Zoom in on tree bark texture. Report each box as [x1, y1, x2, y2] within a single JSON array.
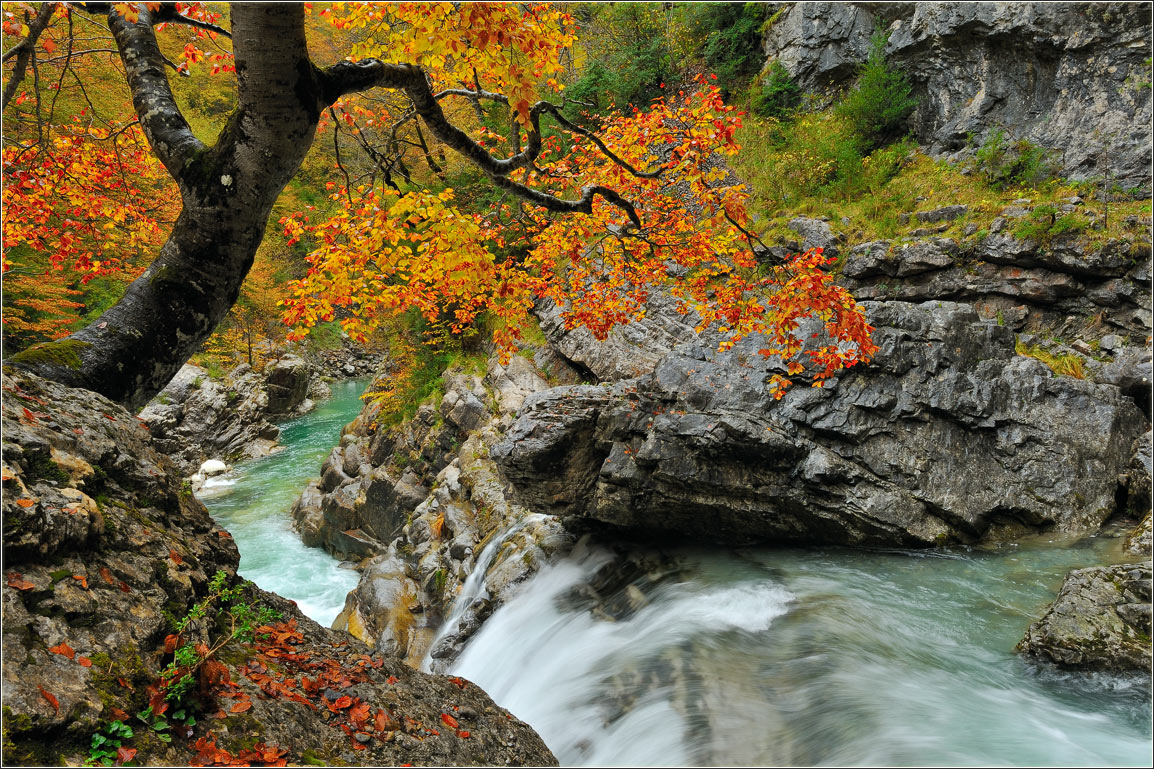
[[10, 4, 323, 411], [8, 3, 648, 410]]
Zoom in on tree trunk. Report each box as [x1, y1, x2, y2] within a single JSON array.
[[8, 4, 322, 411]]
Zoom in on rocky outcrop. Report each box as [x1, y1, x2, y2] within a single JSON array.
[[140, 364, 281, 476], [139, 355, 338, 476], [763, 2, 1153, 189], [496, 301, 1147, 547], [263, 354, 312, 414], [1017, 563, 1151, 672], [291, 352, 577, 666], [535, 292, 701, 382], [1, 367, 555, 766], [837, 227, 1153, 346]]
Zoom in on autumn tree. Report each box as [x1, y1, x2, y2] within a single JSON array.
[[4, 2, 876, 411]]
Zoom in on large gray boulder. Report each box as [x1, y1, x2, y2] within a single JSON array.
[[495, 301, 1147, 546], [1017, 563, 1151, 672], [763, 2, 1152, 189], [139, 363, 281, 475], [263, 354, 312, 414]]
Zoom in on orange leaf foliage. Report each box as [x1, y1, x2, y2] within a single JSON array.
[[282, 75, 876, 393]]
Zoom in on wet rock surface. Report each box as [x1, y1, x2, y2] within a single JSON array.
[[763, 2, 1153, 189], [294, 353, 576, 666], [139, 363, 288, 476], [497, 301, 1147, 547], [0, 368, 555, 766], [1017, 563, 1152, 672]]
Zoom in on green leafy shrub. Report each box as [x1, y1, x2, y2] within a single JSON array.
[[835, 28, 917, 151], [1012, 204, 1087, 244], [752, 61, 802, 118], [86, 721, 134, 767], [565, 4, 672, 118], [974, 128, 1056, 189], [697, 3, 772, 95], [161, 571, 279, 705]]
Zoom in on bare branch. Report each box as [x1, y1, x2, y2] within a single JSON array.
[[319, 60, 644, 228], [3, 3, 57, 109], [151, 3, 232, 38]]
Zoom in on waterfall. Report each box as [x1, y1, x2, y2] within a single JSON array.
[[444, 540, 1152, 766], [422, 513, 551, 672]]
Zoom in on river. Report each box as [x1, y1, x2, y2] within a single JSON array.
[[196, 378, 366, 626], [198, 380, 1152, 766]]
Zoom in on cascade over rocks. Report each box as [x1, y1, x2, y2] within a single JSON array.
[[0, 367, 555, 766], [763, 2, 1153, 189], [291, 351, 578, 666], [496, 300, 1147, 547]]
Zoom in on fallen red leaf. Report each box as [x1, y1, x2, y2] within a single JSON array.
[[169, 549, 183, 565], [230, 700, 252, 713], [49, 642, 75, 659], [72, 574, 88, 589], [164, 634, 179, 654], [38, 686, 59, 712], [78, 656, 92, 668], [110, 707, 130, 720], [99, 567, 115, 585], [21, 407, 38, 423], [116, 677, 133, 690], [103, 413, 117, 421], [15, 498, 34, 508], [333, 695, 353, 709], [116, 746, 137, 764], [441, 712, 459, 729], [118, 581, 130, 593], [6, 572, 36, 590], [456, 730, 471, 739], [386, 675, 398, 685]]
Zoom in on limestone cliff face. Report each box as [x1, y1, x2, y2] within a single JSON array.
[[495, 301, 1147, 547], [763, 2, 1153, 189]]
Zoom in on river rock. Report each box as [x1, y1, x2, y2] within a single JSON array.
[[199, 458, 228, 477], [0, 368, 556, 766], [496, 301, 1147, 546], [1125, 513, 1152, 556], [140, 363, 281, 475], [764, 2, 1153, 189], [304, 354, 574, 667], [1017, 563, 1152, 672], [264, 354, 312, 414]]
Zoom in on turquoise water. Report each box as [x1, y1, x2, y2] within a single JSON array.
[[196, 379, 367, 626], [451, 534, 1153, 766], [196, 377, 1151, 765]]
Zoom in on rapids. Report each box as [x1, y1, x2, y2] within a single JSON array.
[[195, 376, 1151, 766]]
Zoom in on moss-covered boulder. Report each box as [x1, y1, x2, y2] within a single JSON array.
[[1017, 563, 1151, 673]]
